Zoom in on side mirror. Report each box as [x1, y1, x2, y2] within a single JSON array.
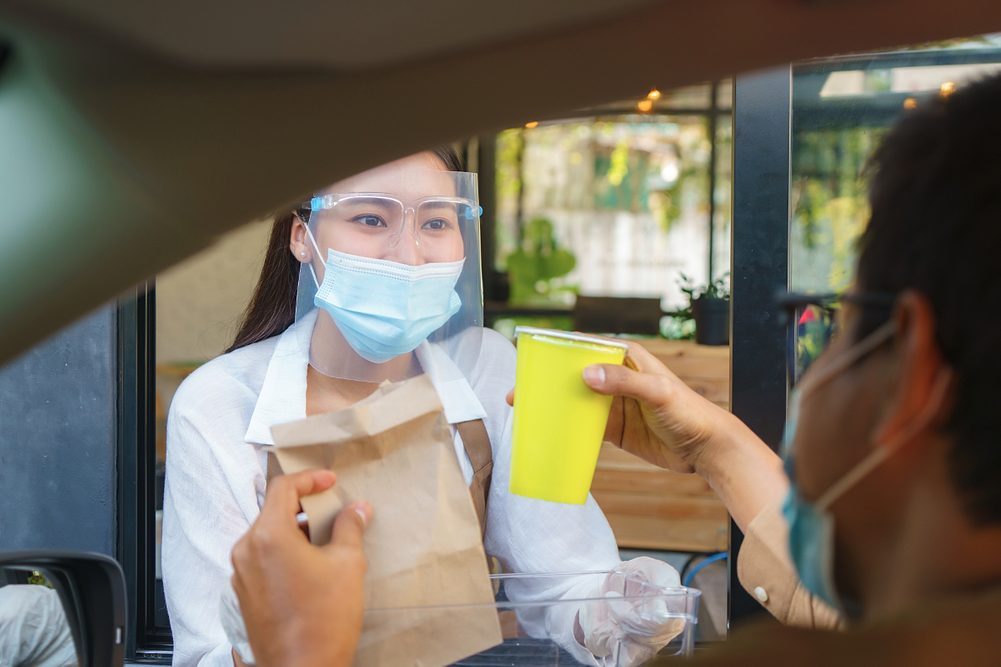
[[0, 551, 126, 667]]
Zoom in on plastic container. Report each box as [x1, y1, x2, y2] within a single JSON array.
[[510, 327, 628, 504], [365, 571, 701, 666]]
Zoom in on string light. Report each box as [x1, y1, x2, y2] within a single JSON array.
[[646, 88, 662, 101], [939, 81, 956, 98], [637, 99, 654, 113], [903, 97, 918, 110], [524, 121, 539, 129]]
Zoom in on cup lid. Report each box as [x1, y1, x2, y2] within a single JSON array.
[[514, 326, 630, 351]]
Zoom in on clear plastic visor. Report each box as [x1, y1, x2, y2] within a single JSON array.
[[290, 164, 484, 385]]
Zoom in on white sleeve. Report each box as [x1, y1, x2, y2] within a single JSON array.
[[483, 410, 621, 664], [162, 382, 264, 667], [475, 330, 621, 582], [484, 412, 621, 575]]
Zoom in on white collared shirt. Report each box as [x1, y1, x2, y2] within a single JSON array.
[[162, 315, 622, 666]]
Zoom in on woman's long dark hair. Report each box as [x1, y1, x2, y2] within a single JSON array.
[[227, 146, 465, 353]]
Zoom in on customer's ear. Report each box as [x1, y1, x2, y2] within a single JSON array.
[[872, 290, 954, 450]]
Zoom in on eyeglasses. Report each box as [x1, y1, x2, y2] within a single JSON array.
[[299, 193, 481, 262], [777, 291, 896, 387]]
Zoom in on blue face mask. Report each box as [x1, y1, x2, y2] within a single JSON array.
[[780, 388, 842, 610], [779, 322, 900, 613], [312, 248, 464, 364]]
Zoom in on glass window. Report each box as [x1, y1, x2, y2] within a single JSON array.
[[790, 38, 1001, 295], [490, 81, 732, 339], [138, 82, 735, 653], [146, 220, 273, 647], [786, 37, 1001, 408]]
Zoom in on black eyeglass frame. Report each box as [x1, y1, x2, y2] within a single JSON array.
[[777, 290, 897, 387]]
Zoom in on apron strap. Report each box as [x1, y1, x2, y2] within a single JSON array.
[[455, 419, 494, 539]]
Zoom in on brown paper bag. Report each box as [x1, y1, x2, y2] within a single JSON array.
[[269, 374, 502, 666]]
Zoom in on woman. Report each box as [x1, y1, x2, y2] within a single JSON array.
[[162, 148, 680, 666]]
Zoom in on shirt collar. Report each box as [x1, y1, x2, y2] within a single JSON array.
[[414, 342, 488, 425], [243, 311, 486, 446]]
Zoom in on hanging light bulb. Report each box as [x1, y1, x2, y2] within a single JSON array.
[[903, 97, 918, 110], [524, 121, 539, 129], [647, 88, 662, 101], [939, 81, 956, 98], [637, 99, 654, 113]]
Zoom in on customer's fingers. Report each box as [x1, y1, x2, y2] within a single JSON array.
[[584, 363, 673, 408], [622, 340, 675, 375], [327, 501, 372, 552], [261, 470, 337, 525]]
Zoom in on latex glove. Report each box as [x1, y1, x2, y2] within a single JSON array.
[[577, 557, 687, 666], [220, 580, 256, 665]]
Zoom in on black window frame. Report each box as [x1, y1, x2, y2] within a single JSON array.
[[729, 67, 792, 626], [118, 281, 173, 662]]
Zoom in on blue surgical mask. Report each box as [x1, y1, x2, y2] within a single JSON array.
[[779, 322, 899, 612], [311, 248, 464, 364], [781, 388, 842, 610]]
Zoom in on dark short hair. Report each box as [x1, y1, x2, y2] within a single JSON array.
[[857, 73, 1001, 525]]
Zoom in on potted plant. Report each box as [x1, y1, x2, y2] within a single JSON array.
[[505, 217, 578, 305], [679, 273, 730, 346]]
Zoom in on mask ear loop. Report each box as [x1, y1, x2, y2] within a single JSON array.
[[815, 368, 952, 512]]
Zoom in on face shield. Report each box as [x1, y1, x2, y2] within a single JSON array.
[[291, 162, 483, 384]]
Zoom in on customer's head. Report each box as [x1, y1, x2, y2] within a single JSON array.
[[790, 72, 1001, 616]]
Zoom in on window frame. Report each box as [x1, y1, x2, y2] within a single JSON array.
[[118, 281, 173, 662], [729, 67, 793, 625]]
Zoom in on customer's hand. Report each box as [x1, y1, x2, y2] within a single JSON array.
[[582, 340, 786, 532], [506, 338, 784, 531], [228, 470, 372, 667], [584, 342, 730, 473], [507, 341, 726, 473]]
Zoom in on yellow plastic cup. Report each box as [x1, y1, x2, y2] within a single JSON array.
[[510, 326, 628, 504]]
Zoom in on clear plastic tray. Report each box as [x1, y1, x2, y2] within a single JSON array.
[[365, 570, 701, 666]]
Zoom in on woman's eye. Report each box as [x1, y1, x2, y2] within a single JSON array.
[[352, 214, 387, 228], [422, 218, 451, 231]]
